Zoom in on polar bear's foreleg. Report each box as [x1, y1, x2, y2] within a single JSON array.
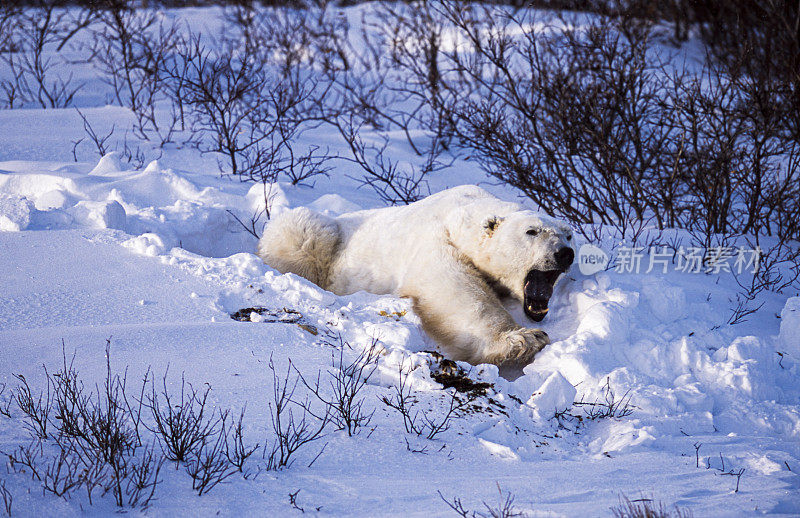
[[403, 249, 549, 366]]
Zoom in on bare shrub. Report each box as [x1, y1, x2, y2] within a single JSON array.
[[6, 341, 164, 509], [296, 337, 380, 436], [332, 113, 445, 205], [5, 438, 109, 503], [611, 495, 692, 518], [0, 5, 20, 51], [439, 485, 527, 518], [688, 1, 799, 104], [221, 0, 453, 204], [50, 341, 161, 508], [574, 378, 634, 420], [167, 35, 261, 177], [264, 357, 329, 471], [71, 109, 156, 168], [40, 442, 86, 498], [48, 350, 93, 439], [381, 362, 471, 440], [171, 12, 334, 186], [226, 0, 448, 204], [122, 442, 164, 508], [0, 383, 12, 418], [313, 1, 455, 204], [688, 237, 800, 326], [65, 346, 140, 465], [13, 373, 51, 439], [438, 5, 676, 232], [0, 2, 86, 109], [670, 63, 800, 247], [72, 108, 114, 158], [30, 434, 162, 508], [355, 1, 453, 152], [144, 370, 219, 463], [0, 5, 22, 107], [701, 452, 746, 493], [0, 479, 11, 516], [223, 408, 259, 472], [5, 440, 43, 481], [185, 416, 237, 496], [86, 0, 182, 144], [667, 68, 750, 246], [226, 0, 350, 75], [426, 0, 800, 256]]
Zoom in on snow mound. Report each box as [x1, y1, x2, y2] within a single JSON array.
[[308, 193, 362, 215], [68, 200, 127, 230], [575, 300, 631, 344], [122, 232, 166, 257], [0, 194, 33, 231], [142, 159, 161, 174], [246, 181, 290, 216], [0, 159, 259, 256], [525, 371, 576, 419], [35, 189, 70, 210], [89, 152, 124, 175]]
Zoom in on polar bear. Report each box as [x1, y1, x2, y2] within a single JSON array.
[[257, 185, 574, 366]]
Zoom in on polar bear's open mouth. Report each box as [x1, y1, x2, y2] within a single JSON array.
[[523, 269, 563, 322]]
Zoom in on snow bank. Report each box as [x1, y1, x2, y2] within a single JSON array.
[[0, 155, 257, 256]]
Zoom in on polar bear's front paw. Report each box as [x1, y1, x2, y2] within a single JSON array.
[[489, 328, 550, 366]]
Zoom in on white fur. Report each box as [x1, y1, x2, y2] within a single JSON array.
[[257, 207, 341, 288], [257, 186, 573, 365]]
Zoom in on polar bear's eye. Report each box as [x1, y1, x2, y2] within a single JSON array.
[[526, 228, 539, 236], [566, 234, 572, 241]]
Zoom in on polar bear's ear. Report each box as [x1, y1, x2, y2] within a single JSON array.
[[483, 216, 503, 236]]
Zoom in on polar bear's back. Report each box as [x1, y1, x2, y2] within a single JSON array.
[[325, 186, 520, 295], [257, 186, 522, 296]]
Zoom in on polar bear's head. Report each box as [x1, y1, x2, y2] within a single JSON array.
[[477, 210, 574, 322]]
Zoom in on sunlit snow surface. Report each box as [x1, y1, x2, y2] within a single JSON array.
[[1, 6, 799, 517]]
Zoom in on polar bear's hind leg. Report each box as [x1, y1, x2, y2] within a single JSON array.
[[257, 208, 341, 289]]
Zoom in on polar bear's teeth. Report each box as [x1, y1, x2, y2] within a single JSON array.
[[526, 304, 548, 314]]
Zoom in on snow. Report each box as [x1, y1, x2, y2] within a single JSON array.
[[0, 194, 33, 232], [68, 199, 127, 230], [640, 278, 688, 323], [0, 5, 799, 518], [524, 372, 576, 419], [3, 162, 798, 518]]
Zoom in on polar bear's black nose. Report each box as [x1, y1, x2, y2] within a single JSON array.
[[555, 247, 574, 270]]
